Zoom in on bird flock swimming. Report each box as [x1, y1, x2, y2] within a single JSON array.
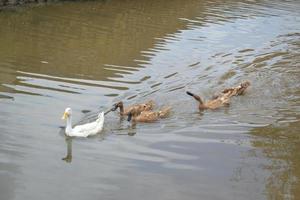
[[61, 81, 250, 137]]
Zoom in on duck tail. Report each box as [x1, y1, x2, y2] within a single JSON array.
[[97, 112, 104, 121], [158, 106, 171, 118], [186, 91, 204, 104], [95, 112, 105, 133]]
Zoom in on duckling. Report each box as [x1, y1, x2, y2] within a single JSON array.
[[212, 81, 250, 99], [186, 91, 230, 110], [111, 100, 155, 116], [127, 106, 171, 123]]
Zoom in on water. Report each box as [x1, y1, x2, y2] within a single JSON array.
[[0, 0, 299, 199]]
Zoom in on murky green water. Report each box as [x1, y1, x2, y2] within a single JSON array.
[[0, 0, 300, 199]]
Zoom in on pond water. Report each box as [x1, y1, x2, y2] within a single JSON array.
[[0, 0, 299, 199]]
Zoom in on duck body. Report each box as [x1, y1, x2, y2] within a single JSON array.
[[187, 81, 250, 111], [111, 100, 155, 116], [202, 96, 230, 110], [186, 91, 230, 110], [62, 108, 104, 137], [212, 81, 250, 99], [127, 107, 171, 122]]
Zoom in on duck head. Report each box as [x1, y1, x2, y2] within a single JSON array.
[[237, 81, 251, 95], [241, 81, 250, 88], [138, 103, 151, 112], [144, 100, 155, 111], [62, 107, 72, 120], [111, 102, 123, 111]]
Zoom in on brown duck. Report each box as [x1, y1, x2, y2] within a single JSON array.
[[186, 91, 230, 110], [212, 81, 250, 99], [187, 81, 250, 110], [127, 107, 171, 123], [111, 100, 155, 116]]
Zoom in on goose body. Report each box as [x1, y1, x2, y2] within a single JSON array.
[[62, 108, 104, 137]]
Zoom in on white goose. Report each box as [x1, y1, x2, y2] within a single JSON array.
[[61, 108, 104, 137]]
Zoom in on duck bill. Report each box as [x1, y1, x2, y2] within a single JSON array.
[[127, 113, 132, 122], [110, 103, 118, 111], [62, 112, 68, 120]]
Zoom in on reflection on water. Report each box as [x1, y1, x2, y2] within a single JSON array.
[[0, 0, 300, 199], [61, 119, 136, 164], [251, 121, 300, 199], [62, 137, 72, 163]]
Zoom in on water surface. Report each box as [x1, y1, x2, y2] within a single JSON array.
[[0, 0, 300, 199]]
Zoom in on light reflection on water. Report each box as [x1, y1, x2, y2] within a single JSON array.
[[0, 0, 299, 199]]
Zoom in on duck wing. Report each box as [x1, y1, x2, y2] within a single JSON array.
[[72, 112, 104, 137]]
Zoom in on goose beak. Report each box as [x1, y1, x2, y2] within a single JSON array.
[[62, 112, 68, 120]]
